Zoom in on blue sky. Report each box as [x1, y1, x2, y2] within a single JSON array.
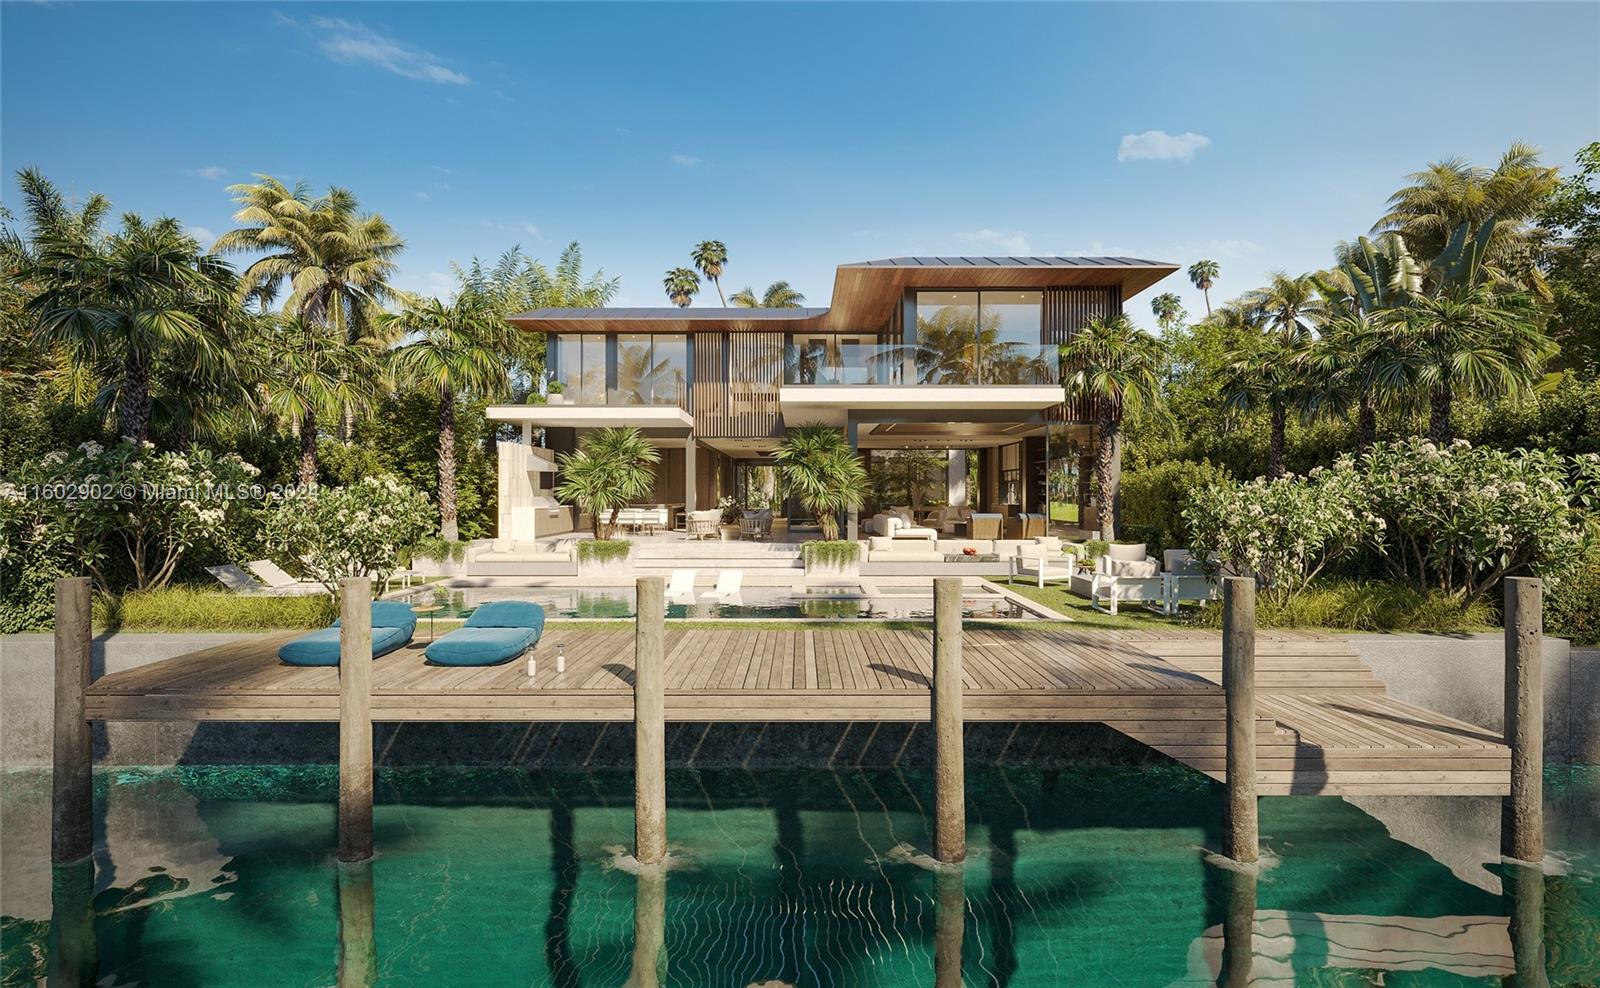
[[4, 1, 1597, 325]]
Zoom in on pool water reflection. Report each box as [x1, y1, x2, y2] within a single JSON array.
[[2, 766, 1596, 985]]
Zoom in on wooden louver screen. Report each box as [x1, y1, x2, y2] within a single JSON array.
[[1046, 286, 1122, 423], [691, 332, 784, 438]]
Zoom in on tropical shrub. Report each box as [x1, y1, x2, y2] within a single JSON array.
[[0, 440, 259, 594], [554, 427, 660, 538], [774, 424, 868, 540], [1190, 579, 1494, 633], [1546, 540, 1600, 645], [1119, 460, 1230, 551], [1185, 461, 1380, 605], [1360, 439, 1600, 601], [260, 475, 435, 595]]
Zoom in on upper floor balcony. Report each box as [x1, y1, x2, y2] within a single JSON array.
[[783, 342, 1061, 387]]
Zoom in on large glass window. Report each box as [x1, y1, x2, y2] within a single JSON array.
[[612, 335, 653, 404], [915, 291, 980, 384], [913, 290, 1045, 384], [652, 334, 688, 405], [553, 332, 687, 404]]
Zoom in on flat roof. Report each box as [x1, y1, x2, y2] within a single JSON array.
[[508, 255, 1177, 334]]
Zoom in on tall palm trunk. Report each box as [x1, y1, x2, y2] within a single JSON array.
[[1268, 404, 1287, 479], [1428, 377, 1453, 445], [298, 408, 318, 487], [1094, 413, 1121, 540], [438, 389, 459, 541], [1356, 395, 1377, 454], [712, 277, 725, 307], [122, 345, 152, 442], [1202, 287, 1212, 317]]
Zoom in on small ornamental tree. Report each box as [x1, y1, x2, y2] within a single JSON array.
[[261, 475, 435, 595], [1184, 461, 1380, 605], [1359, 439, 1600, 601], [0, 440, 259, 594]]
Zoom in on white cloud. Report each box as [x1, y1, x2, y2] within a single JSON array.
[[184, 165, 228, 181], [301, 16, 470, 85], [1061, 241, 1139, 257], [415, 191, 432, 202], [669, 153, 701, 168], [523, 224, 543, 239], [185, 225, 216, 245], [954, 228, 1032, 255], [1117, 130, 1212, 163]]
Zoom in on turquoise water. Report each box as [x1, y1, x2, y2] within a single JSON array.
[[3, 766, 1597, 986]]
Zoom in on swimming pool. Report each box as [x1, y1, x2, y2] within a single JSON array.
[[399, 582, 1046, 621], [3, 764, 1595, 985]]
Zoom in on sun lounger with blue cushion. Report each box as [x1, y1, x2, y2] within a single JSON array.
[[424, 600, 545, 666], [278, 600, 418, 666]]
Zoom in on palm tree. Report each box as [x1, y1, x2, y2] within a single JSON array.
[[1059, 315, 1167, 538], [1244, 271, 1324, 341], [25, 210, 239, 443], [663, 267, 700, 307], [730, 281, 806, 308], [259, 316, 379, 486], [1373, 283, 1553, 444], [773, 424, 869, 540], [216, 176, 406, 438], [1373, 143, 1558, 296], [691, 241, 728, 306], [1188, 259, 1219, 316], [554, 427, 661, 538], [1150, 292, 1186, 334], [386, 296, 512, 540], [1216, 319, 1311, 479], [1302, 311, 1386, 453]]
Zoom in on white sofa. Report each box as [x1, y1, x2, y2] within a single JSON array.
[[865, 535, 944, 563]]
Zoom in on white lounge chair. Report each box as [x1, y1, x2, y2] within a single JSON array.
[[700, 569, 743, 600], [666, 568, 698, 603], [206, 563, 269, 594], [247, 559, 320, 591]]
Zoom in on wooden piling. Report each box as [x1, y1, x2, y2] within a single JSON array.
[[1502, 576, 1544, 863], [52, 577, 93, 865], [932, 576, 966, 864], [1503, 859, 1547, 986], [1219, 864, 1257, 987], [48, 858, 98, 985], [933, 868, 965, 988], [1222, 576, 1258, 865], [338, 578, 373, 863], [626, 870, 667, 988], [634, 576, 667, 866], [336, 861, 377, 987]]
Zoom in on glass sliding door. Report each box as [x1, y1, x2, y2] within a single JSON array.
[[612, 334, 653, 404], [915, 291, 980, 384], [651, 334, 688, 405]]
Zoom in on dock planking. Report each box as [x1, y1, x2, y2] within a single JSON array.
[[84, 626, 1509, 796]]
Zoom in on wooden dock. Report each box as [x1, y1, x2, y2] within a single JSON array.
[[83, 626, 1509, 797]]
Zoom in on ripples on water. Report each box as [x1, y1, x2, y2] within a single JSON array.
[[1, 765, 1596, 985]]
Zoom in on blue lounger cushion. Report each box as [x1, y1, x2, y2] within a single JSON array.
[[278, 600, 418, 666], [424, 600, 545, 666]]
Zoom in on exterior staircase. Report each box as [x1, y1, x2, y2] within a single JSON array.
[[630, 540, 804, 577]]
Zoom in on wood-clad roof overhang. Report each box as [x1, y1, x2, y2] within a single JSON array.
[[506, 256, 1178, 335]]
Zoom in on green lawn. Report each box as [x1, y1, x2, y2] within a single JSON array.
[[991, 578, 1189, 630]]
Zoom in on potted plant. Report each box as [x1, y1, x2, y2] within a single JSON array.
[[546, 380, 565, 405]]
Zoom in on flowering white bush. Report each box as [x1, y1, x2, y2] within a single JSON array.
[[261, 475, 435, 595], [1360, 439, 1600, 601], [1184, 461, 1381, 605], [0, 440, 259, 596], [1185, 439, 1600, 606]]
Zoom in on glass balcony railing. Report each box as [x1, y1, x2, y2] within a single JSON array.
[[783, 342, 1061, 387]]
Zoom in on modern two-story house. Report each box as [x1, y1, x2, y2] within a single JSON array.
[[486, 256, 1177, 541]]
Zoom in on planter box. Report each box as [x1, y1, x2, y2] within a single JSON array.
[[576, 544, 634, 578]]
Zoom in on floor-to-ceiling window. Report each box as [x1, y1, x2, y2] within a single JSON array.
[[913, 290, 1045, 384], [553, 333, 689, 405]]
